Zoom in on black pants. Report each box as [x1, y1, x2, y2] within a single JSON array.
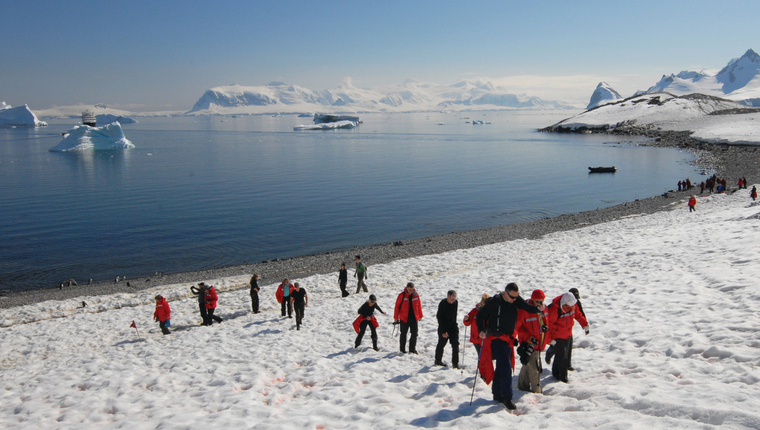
[[552, 337, 571, 382], [491, 339, 514, 400], [567, 334, 573, 367], [399, 319, 418, 353], [356, 319, 378, 349], [355, 273, 368, 293], [294, 302, 305, 328], [204, 307, 223, 325], [198, 302, 207, 324], [251, 291, 259, 313], [340, 281, 349, 297], [435, 327, 460, 366], [281, 297, 292, 317], [159, 320, 170, 335]]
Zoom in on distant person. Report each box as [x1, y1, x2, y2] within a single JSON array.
[[678, 180, 683, 192], [688, 195, 697, 212], [338, 263, 349, 297], [686, 178, 692, 190], [250, 274, 260, 313], [751, 185, 757, 201], [354, 294, 387, 350], [545, 292, 589, 383], [738, 178, 744, 189], [463, 294, 489, 356], [394, 282, 423, 354], [190, 283, 208, 325], [742, 177, 748, 189], [153, 295, 171, 335], [434, 290, 460, 368], [476, 283, 545, 410], [203, 284, 223, 325], [290, 282, 308, 330], [700, 181, 705, 194], [355, 255, 368, 293], [515, 289, 549, 393], [276, 278, 294, 318]]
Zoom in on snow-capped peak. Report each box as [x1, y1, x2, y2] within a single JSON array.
[[587, 82, 623, 109], [716, 49, 760, 93]]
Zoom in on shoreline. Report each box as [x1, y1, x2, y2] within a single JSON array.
[[3, 131, 758, 309]]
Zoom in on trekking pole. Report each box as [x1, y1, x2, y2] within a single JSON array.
[[461, 325, 467, 375], [469, 364, 480, 406]]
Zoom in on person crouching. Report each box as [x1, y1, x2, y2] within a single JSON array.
[[154, 295, 171, 335], [354, 294, 386, 350]]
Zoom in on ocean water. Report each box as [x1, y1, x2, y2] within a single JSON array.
[[0, 111, 703, 292]]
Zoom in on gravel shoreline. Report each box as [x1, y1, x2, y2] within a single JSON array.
[[3, 129, 758, 309]]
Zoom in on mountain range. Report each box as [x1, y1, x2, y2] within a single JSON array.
[[590, 49, 760, 109]]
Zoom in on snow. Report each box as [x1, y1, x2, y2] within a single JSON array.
[[49, 122, 134, 151], [587, 82, 623, 109], [0, 104, 48, 127], [2, 189, 760, 428]]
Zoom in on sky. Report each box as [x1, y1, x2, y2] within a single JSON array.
[[1, 0, 759, 112]]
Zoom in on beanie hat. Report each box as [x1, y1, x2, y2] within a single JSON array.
[[569, 288, 581, 300], [369, 294, 377, 302], [560, 292, 577, 307], [531, 290, 545, 301]]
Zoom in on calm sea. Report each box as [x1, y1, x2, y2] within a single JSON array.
[[0, 111, 702, 292]]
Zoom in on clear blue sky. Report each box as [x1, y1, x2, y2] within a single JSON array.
[[1, 0, 758, 111]]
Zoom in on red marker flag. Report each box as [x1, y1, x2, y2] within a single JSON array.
[[130, 320, 141, 340], [130, 320, 137, 328]]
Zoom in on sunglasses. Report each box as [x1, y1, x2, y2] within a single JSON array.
[[507, 293, 519, 300]]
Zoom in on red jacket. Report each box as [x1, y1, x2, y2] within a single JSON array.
[[394, 290, 423, 322], [546, 295, 589, 342], [688, 196, 696, 207], [463, 305, 483, 345], [204, 287, 218, 309], [275, 283, 294, 304], [154, 298, 171, 321], [515, 304, 550, 351]]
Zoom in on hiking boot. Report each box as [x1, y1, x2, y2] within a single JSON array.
[[568, 365, 575, 371], [503, 399, 516, 410], [493, 393, 504, 403], [434, 361, 447, 367]]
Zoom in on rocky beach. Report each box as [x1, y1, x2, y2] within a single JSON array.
[[3, 125, 758, 309]]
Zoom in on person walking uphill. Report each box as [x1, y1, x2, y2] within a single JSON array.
[[515, 289, 549, 393], [276, 278, 294, 318], [566, 287, 587, 371], [250, 274, 260, 313], [751, 185, 758, 201], [290, 283, 308, 330], [154, 295, 171, 335], [339, 263, 349, 297], [435, 290, 460, 368], [394, 282, 423, 354], [463, 294, 489, 356], [545, 292, 589, 383], [354, 294, 387, 350], [476, 282, 545, 410], [203, 284, 223, 325], [688, 195, 697, 212], [354, 255, 368, 294], [190, 284, 207, 325]]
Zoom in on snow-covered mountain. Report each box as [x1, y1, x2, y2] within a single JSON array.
[[644, 49, 760, 106], [186, 79, 573, 115], [587, 82, 623, 109]]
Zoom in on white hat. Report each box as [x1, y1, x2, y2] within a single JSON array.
[[560, 292, 577, 307]]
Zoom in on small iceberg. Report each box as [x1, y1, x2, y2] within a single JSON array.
[[0, 104, 48, 127], [294, 120, 357, 131], [96, 114, 137, 124], [50, 122, 134, 151]]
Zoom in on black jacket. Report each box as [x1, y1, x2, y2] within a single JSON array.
[[358, 302, 384, 317], [250, 278, 259, 295], [476, 292, 539, 337], [339, 268, 348, 284], [436, 299, 458, 334]]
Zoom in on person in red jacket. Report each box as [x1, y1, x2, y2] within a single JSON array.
[[463, 294, 489, 356], [153, 295, 171, 335], [545, 292, 589, 383], [276, 278, 295, 318], [394, 282, 423, 354], [203, 284, 223, 325], [688, 195, 697, 212], [515, 289, 549, 393]]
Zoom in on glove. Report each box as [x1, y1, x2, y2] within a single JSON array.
[[541, 324, 548, 333], [517, 342, 533, 365], [584, 326, 590, 335], [513, 338, 519, 347], [545, 344, 555, 365]]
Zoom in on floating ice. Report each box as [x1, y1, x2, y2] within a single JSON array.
[[50, 122, 134, 151]]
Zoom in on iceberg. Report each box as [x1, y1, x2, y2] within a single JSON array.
[[50, 122, 134, 151], [313, 114, 361, 124], [95, 114, 137, 124], [0, 104, 48, 127], [294, 120, 357, 131]]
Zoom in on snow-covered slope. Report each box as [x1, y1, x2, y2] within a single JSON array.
[[645, 49, 760, 106], [49, 122, 134, 151], [186, 79, 573, 115], [0, 104, 48, 127], [587, 82, 623, 109], [1, 189, 759, 428]]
